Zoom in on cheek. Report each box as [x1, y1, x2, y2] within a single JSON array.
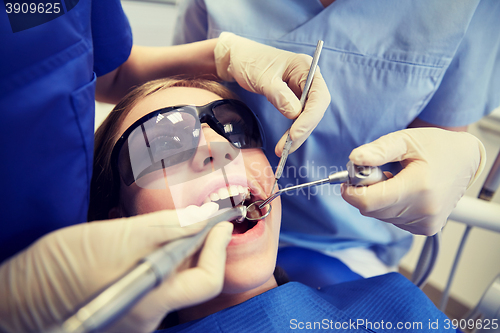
[[271, 196, 282, 235], [242, 150, 274, 194], [120, 185, 176, 216]]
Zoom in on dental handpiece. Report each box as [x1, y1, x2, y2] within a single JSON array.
[[47, 206, 246, 333], [270, 40, 324, 195], [258, 161, 388, 209]]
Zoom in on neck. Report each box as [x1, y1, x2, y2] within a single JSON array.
[[177, 276, 278, 323]]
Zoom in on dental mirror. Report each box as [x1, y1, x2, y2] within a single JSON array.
[[245, 200, 272, 221]]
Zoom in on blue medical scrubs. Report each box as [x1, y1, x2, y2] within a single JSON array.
[[157, 273, 454, 333], [0, 1, 132, 263], [174, 0, 500, 266]]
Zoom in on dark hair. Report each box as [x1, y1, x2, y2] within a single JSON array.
[[88, 78, 238, 221]]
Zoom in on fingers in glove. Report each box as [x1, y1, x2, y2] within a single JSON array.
[[341, 181, 392, 215], [342, 182, 443, 236], [341, 163, 428, 215], [287, 70, 330, 151], [127, 202, 220, 246], [155, 221, 234, 311], [393, 216, 442, 236], [89, 220, 233, 333], [349, 130, 422, 167], [341, 165, 444, 236], [275, 70, 330, 156], [263, 53, 313, 121], [263, 78, 302, 121]]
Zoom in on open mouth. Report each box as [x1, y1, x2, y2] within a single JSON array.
[[201, 185, 266, 235], [227, 191, 260, 235], [203, 185, 246, 208]]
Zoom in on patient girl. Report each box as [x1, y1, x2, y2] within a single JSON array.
[[89, 77, 282, 326], [90, 78, 451, 332]]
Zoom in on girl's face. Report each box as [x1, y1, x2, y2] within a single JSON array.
[[113, 87, 281, 294]]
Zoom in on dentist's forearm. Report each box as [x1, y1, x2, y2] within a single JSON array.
[[96, 39, 219, 104]]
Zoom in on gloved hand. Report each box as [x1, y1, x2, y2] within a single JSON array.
[[341, 128, 486, 236], [0, 203, 233, 333], [214, 32, 331, 156]]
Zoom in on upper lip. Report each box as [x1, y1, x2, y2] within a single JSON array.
[[195, 175, 267, 207], [195, 175, 248, 207], [247, 180, 266, 203]]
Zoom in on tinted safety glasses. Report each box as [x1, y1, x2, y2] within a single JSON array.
[[111, 99, 265, 188]]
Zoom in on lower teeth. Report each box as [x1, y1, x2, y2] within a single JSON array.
[[231, 218, 257, 235]]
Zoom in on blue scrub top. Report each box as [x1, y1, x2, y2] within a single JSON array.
[[157, 273, 453, 333], [0, 0, 132, 263], [174, 0, 500, 266]]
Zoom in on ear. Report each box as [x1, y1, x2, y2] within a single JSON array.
[[108, 206, 123, 219]]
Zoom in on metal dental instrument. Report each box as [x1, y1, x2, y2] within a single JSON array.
[[246, 162, 388, 220], [47, 206, 246, 333], [270, 40, 324, 195]]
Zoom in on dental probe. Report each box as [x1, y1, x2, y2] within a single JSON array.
[[46, 206, 246, 333], [259, 161, 388, 209], [270, 40, 324, 195]]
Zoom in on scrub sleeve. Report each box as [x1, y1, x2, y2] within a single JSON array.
[[173, 0, 500, 267], [0, 0, 132, 264]]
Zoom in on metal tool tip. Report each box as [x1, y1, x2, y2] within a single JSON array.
[[270, 180, 278, 196]]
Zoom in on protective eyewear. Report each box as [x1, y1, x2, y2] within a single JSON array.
[[111, 99, 265, 187]]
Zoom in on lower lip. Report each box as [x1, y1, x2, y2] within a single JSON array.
[[228, 218, 265, 246]]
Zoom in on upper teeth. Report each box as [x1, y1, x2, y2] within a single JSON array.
[[204, 186, 249, 204]]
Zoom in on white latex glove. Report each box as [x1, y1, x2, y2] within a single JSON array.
[[214, 32, 331, 156], [341, 128, 486, 236], [0, 203, 233, 333]]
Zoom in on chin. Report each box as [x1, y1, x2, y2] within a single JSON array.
[[221, 249, 278, 294], [222, 271, 276, 294]]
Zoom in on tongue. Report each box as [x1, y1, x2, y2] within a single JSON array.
[[232, 220, 249, 234]]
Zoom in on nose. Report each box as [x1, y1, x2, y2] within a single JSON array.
[[191, 124, 240, 172]]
